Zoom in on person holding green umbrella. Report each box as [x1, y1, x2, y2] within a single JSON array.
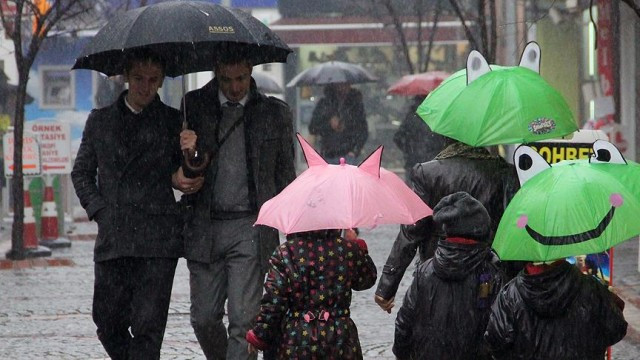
[[484, 140, 631, 359], [375, 44, 548, 313]]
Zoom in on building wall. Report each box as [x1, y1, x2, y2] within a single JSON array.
[[537, 18, 581, 126]]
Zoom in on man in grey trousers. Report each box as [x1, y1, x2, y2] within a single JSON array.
[[179, 51, 296, 359]]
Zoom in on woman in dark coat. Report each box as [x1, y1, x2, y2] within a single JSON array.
[[393, 192, 505, 360], [375, 140, 520, 313], [485, 259, 627, 360], [246, 229, 377, 359], [308, 83, 368, 164]]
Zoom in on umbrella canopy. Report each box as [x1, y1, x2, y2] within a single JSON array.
[[252, 72, 283, 93], [286, 61, 378, 87], [416, 42, 577, 146], [387, 71, 450, 96], [255, 134, 432, 234], [492, 140, 640, 262], [72, 1, 291, 77]]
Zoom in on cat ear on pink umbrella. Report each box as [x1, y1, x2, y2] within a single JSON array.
[[358, 146, 383, 178], [296, 133, 327, 168]]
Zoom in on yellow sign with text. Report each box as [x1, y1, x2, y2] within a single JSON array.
[[528, 130, 609, 164], [528, 143, 594, 164]]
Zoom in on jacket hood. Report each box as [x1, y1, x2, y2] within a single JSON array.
[[432, 240, 491, 280], [515, 261, 580, 318]]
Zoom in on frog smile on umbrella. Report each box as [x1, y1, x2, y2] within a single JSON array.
[[492, 140, 640, 261]]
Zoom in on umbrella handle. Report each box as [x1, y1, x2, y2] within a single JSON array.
[[180, 75, 210, 178], [182, 150, 211, 178], [181, 120, 210, 178]]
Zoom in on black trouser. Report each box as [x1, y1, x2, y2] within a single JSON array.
[[93, 257, 178, 360]]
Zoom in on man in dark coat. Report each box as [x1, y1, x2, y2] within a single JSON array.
[[393, 95, 448, 180], [308, 82, 368, 164], [179, 52, 296, 360], [375, 140, 519, 312], [71, 48, 191, 359], [394, 192, 505, 360], [485, 259, 627, 359]]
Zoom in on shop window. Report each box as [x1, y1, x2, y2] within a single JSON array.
[[39, 65, 75, 109]]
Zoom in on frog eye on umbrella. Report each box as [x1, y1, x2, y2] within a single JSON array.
[[514, 145, 551, 186], [466, 50, 491, 85], [590, 140, 627, 165], [518, 41, 541, 74]]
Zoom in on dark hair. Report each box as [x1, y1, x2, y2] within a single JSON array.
[[214, 43, 254, 69], [123, 48, 166, 75]]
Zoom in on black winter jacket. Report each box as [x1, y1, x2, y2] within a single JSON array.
[[393, 240, 504, 360], [180, 79, 296, 272], [308, 87, 368, 158], [485, 261, 627, 360], [376, 151, 518, 300], [71, 92, 183, 262]]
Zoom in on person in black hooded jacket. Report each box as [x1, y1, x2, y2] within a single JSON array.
[[484, 259, 627, 360], [393, 192, 505, 360]]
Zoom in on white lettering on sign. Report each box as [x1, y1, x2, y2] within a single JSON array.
[[28, 121, 72, 174]]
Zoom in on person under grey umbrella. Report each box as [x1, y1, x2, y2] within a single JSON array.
[[308, 82, 368, 165]]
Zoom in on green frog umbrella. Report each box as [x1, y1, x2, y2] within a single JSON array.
[[492, 140, 640, 261], [416, 42, 578, 146]]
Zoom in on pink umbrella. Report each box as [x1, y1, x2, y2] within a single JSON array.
[[387, 71, 450, 96], [255, 134, 433, 234]]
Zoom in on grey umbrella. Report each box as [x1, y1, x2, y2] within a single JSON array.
[[252, 72, 283, 93], [286, 61, 378, 87]]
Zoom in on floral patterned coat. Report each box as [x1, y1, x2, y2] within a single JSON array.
[[249, 232, 377, 359]]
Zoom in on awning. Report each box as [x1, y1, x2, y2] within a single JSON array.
[[271, 16, 468, 47]]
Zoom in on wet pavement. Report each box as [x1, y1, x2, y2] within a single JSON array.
[[1, 222, 640, 359]]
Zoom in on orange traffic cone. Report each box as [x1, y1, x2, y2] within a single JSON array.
[[19, 177, 51, 258], [40, 175, 71, 249], [23, 181, 39, 249]]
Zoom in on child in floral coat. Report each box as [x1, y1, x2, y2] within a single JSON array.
[[246, 229, 377, 359]]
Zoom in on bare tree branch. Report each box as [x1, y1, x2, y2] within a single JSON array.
[[422, 0, 443, 72], [381, 0, 415, 73], [448, 0, 479, 51]]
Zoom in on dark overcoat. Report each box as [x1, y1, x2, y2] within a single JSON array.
[[308, 87, 368, 158], [71, 92, 183, 262], [180, 79, 296, 272]]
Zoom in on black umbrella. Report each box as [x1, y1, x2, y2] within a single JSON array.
[[286, 61, 378, 87], [252, 72, 283, 93], [72, 1, 292, 77], [72, 1, 292, 177]]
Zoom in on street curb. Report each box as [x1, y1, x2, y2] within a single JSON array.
[[0, 257, 75, 270]]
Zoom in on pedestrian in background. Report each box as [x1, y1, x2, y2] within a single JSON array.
[[308, 82, 368, 165], [393, 192, 505, 360], [485, 258, 627, 359], [179, 50, 296, 360], [246, 229, 377, 359], [71, 48, 198, 359], [393, 95, 448, 181], [374, 138, 519, 313]]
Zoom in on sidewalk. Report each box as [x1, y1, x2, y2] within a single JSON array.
[[1, 221, 640, 359]]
